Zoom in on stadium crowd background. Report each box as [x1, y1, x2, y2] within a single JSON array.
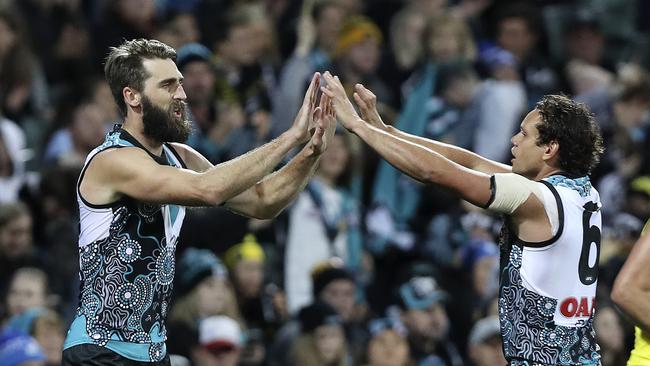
[[0, 0, 649, 365]]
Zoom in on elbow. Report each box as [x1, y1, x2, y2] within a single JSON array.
[[195, 176, 226, 206], [421, 167, 440, 185], [611, 281, 632, 311]]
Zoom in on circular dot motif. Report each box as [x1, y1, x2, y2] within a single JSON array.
[[88, 326, 110, 346], [537, 298, 556, 317], [115, 283, 142, 309], [118, 239, 141, 263]]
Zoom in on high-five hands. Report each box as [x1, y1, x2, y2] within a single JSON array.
[[320, 72, 364, 132], [351, 83, 388, 131], [290, 72, 321, 144], [308, 91, 337, 156]]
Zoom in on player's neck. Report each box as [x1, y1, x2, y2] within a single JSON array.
[[535, 166, 564, 181], [121, 117, 164, 156]]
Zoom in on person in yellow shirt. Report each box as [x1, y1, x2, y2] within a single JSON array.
[[612, 219, 650, 365]]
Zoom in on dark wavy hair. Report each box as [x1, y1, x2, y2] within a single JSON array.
[[535, 95, 604, 176], [104, 39, 177, 117]]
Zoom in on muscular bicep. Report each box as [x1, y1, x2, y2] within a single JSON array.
[[433, 163, 494, 207], [86, 148, 213, 206]]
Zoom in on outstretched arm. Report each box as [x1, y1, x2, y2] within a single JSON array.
[[223, 93, 336, 218], [351, 82, 511, 175], [321, 72, 493, 207], [612, 230, 650, 334], [83, 74, 323, 208]]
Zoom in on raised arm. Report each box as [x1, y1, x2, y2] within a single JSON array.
[[321, 72, 493, 207], [612, 230, 650, 334], [351, 82, 511, 175], [81, 73, 322, 208], [222, 93, 336, 218]]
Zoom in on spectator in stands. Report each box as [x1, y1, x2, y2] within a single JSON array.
[[0, 204, 47, 307], [494, 2, 562, 108], [4, 268, 52, 324], [0, 329, 46, 366], [273, 0, 347, 137], [4, 308, 65, 366], [191, 315, 244, 366], [0, 115, 27, 203], [284, 129, 362, 314], [364, 316, 413, 366], [290, 301, 351, 366], [169, 248, 242, 330], [397, 276, 463, 366], [467, 316, 506, 366]]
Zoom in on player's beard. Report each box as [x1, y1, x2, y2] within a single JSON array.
[[141, 96, 192, 143]]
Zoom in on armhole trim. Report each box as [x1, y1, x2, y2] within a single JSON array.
[[515, 180, 564, 248]]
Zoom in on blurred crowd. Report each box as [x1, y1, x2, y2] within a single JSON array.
[[1, 0, 650, 365]]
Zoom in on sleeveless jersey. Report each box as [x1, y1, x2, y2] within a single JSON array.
[[498, 174, 602, 365], [63, 126, 186, 362]]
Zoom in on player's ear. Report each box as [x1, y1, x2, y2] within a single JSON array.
[[544, 140, 559, 160], [124, 87, 141, 108]]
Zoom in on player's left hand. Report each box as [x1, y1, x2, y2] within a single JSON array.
[[289, 72, 320, 144], [307, 92, 336, 156]]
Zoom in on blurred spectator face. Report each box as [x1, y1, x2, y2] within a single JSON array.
[[233, 258, 264, 299], [0, 17, 16, 57], [567, 26, 603, 66], [390, 10, 426, 67], [33, 312, 64, 366], [367, 329, 410, 366], [314, 324, 345, 364], [55, 22, 90, 60], [316, 4, 346, 53], [428, 24, 462, 62], [70, 103, 107, 154], [220, 24, 258, 66], [497, 17, 537, 62], [196, 349, 240, 366], [469, 336, 506, 366], [182, 61, 215, 106], [196, 276, 229, 317], [169, 13, 200, 47], [614, 98, 650, 129], [319, 279, 355, 321], [249, 17, 275, 60], [442, 74, 479, 108], [0, 212, 33, 260], [318, 134, 350, 183], [402, 303, 449, 342], [344, 37, 380, 76], [7, 270, 47, 317], [595, 306, 624, 355], [117, 0, 156, 28]]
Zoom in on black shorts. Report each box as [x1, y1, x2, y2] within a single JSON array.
[[62, 344, 171, 366]]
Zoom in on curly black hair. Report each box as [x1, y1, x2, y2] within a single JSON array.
[[535, 95, 604, 176]]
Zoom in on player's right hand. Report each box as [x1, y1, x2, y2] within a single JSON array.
[[353, 83, 388, 131]]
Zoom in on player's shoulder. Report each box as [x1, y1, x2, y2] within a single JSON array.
[[167, 142, 212, 172], [87, 146, 155, 175]]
